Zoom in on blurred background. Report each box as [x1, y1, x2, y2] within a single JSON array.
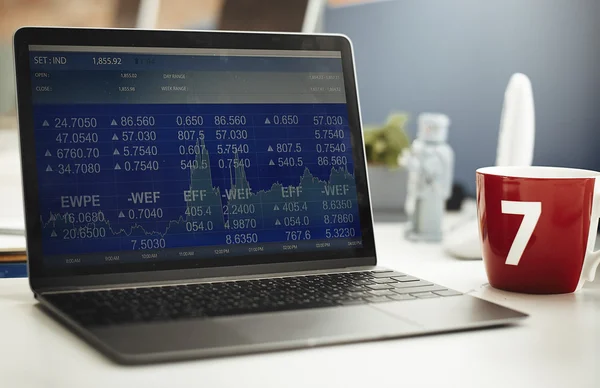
[[1, 0, 599, 208]]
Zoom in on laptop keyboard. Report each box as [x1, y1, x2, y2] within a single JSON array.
[[44, 270, 462, 327]]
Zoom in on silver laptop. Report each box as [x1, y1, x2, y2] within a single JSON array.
[[13, 27, 526, 364]]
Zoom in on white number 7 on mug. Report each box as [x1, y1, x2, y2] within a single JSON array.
[[501, 200, 542, 265]]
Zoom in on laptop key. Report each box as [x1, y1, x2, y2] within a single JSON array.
[[343, 272, 372, 279], [411, 292, 440, 299], [347, 286, 367, 292], [372, 278, 398, 284], [393, 285, 447, 294], [370, 271, 406, 278], [367, 289, 396, 296], [394, 275, 420, 282], [348, 291, 370, 298], [434, 289, 463, 297], [352, 280, 375, 285], [366, 284, 395, 290], [388, 294, 416, 301], [392, 280, 434, 289]]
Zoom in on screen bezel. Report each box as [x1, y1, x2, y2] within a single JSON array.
[[13, 27, 377, 290]]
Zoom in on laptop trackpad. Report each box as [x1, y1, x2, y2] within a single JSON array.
[[224, 305, 420, 344]]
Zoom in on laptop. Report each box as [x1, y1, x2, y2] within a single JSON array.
[[13, 27, 526, 364]]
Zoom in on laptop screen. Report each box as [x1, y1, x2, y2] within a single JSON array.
[[27, 45, 363, 269]]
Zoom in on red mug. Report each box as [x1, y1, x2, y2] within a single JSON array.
[[476, 166, 600, 294]]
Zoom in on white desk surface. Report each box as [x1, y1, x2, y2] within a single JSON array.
[[1, 221, 600, 388]]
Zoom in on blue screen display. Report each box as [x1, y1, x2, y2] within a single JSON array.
[[29, 46, 362, 267]]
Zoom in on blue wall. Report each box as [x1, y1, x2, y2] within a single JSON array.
[[326, 0, 600, 193]]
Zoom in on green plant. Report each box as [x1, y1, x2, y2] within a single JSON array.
[[364, 113, 410, 168]]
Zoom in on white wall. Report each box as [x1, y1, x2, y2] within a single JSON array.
[[327, 0, 600, 193]]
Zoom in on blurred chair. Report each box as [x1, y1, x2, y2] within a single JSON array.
[[0, 44, 15, 116], [217, 0, 326, 32]]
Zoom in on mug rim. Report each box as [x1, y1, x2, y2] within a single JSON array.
[[477, 166, 600, 179]]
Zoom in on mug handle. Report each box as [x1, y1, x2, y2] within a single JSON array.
[[581, 178, 600, 283]]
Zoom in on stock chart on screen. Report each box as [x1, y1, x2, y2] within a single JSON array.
[[29, 46, 362, 267]]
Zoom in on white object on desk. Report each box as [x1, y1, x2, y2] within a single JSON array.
[[402, 113, 454, 242], [1, 218, 599, 388], [0, 234, 26, 253], [0, 128, 26, 252], [443, 73, 535, 259]]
